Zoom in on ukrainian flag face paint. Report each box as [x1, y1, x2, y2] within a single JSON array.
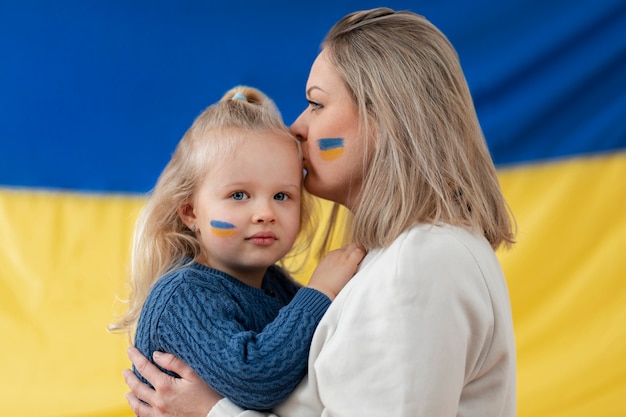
[[317, 138, 345, 161], [209, 219, 237, 237]]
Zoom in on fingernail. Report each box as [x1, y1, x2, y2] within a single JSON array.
[[153, 351, 162, 359]]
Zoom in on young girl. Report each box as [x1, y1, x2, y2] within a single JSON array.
[[109, 86, 364, 411]]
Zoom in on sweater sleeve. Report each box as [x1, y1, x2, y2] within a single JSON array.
[[156, 284, 330, 411]]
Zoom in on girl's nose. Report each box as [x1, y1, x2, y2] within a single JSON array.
[[252, 201, 276, 224]]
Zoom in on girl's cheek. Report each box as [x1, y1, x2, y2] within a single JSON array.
[[209, 219, 237, 237], [317, 138, 345, 161]]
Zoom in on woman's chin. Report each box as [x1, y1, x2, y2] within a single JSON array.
[[303, 177, 324, 199]]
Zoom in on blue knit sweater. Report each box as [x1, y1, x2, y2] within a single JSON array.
[[133, 261, 331, 410]]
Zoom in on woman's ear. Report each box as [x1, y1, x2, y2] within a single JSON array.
[[178, 201, 196, 229]]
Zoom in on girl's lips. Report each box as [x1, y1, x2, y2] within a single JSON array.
[[248, 231, 276, 239], [246, 231, 277, 246]]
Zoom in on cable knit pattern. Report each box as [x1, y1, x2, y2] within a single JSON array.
[[134, 262, 331, 410]]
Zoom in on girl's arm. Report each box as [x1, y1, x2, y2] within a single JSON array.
[[154, 283, 328, 410]]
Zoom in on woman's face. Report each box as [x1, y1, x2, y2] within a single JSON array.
[[290, 48, 366, 210]]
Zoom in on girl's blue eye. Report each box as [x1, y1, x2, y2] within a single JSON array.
[[231, 191, 248, 201], [274, 193, 289, 201]]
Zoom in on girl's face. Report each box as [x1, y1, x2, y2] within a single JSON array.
[[179, 131, 302, 286], [290, 48, 366, 211]]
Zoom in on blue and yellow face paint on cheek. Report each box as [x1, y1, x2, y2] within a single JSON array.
[[210, 220, 236, 237], [318, 138, 345, 161]]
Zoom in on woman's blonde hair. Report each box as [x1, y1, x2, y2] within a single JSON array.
[[109, 86, 314, 336], [322, 8, 515, 251]]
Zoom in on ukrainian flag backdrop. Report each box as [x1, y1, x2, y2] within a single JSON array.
[[1, 1, 624, 416]]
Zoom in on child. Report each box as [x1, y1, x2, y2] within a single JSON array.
[[109, 86, 364, 411]]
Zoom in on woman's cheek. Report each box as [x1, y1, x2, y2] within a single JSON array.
[[317, 138, 345, 161]]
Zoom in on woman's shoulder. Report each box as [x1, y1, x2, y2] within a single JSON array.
[[391, 223, 490, 255], [370, 223, 500, 286], [395, 224, 505, 294]]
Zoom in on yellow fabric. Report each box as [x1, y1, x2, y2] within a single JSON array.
[[0, 189, 142, 417], [497, 152, 626, 417], [1, 152, 625, 416]]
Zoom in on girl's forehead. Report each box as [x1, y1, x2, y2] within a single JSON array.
[[201, 138, 301, 183], [204, 131, 298, 168]]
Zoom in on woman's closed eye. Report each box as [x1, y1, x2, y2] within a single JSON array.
[[307, 100, 323, 111]]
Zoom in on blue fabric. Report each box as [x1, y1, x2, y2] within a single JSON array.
[[134, 262, 331, 410], [1, 0, 625, 193]]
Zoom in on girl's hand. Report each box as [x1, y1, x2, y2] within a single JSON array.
[[307, 243, 366, 300], [124, 347, 223, 417]]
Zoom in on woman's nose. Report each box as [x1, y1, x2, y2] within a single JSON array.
[[290, 109, 308, 142]]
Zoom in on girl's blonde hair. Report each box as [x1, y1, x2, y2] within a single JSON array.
[[322, 8, 515, 251], [109, 86, 314, 336]]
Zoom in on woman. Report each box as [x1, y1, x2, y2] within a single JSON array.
[[124, 7, 517, 417]]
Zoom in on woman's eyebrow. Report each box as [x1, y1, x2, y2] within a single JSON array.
[[306, 86, 327, 97]]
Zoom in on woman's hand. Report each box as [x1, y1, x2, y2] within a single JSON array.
[[124, 347, 223, 417]]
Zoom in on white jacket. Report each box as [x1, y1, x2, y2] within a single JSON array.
[[210, 224, 516, 417]]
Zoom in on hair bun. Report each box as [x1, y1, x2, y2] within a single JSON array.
[[231, 92, 248, 102]]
